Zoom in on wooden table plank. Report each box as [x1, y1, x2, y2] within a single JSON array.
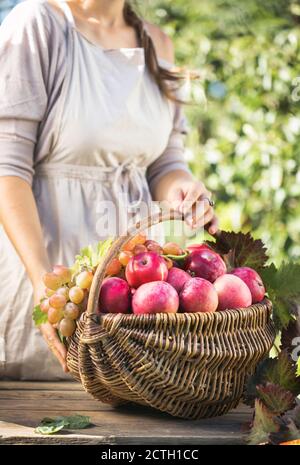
[[0, 381, 252, 445]]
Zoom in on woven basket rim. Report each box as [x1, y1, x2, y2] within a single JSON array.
[[89, 298, 272, 323]]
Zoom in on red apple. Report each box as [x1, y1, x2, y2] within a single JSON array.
[[125, 252, 168, 288], [180, 277, 218, 313], [132, 281, 179, 315], [167, 267, 191, 294], [187, 243, 212, 253], [214, 274, 252, 311], [99, 277, 131, 314], [184, 249, 226, 282], [231, 267, 265, 303]]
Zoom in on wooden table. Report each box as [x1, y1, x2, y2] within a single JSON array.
[[0, 381, 252, 445]]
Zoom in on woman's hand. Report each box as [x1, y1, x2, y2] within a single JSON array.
[[40, 322, 69, 373], [153, 170, 218, 235], [34, 282, 69, 374]]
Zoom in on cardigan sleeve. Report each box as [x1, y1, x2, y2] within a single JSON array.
[[0, 2, 51, 185], [146, 100, 191, 196]]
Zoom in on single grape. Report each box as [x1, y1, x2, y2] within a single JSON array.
[[145, 240, 163, 254], [132, 232, 147, 245], [56, 287, 70, 300], [105, 258, 122, 276], [52, 265, 72, 284], [133, 244, 147, 255], [48, 307, 64, 324], [43, 272, 63, 291], [162, 242, 183, 256], [122, 233, 147, 252], [45, 288, 55, 298], [40, 299, 50, 314], [69, 286, 85, 304], [59, 318, 76, 337], [49, 293, 67, 309], [118, 251, 133, 266], [76, 271, 93, 290], [63, 302, 80, 320]]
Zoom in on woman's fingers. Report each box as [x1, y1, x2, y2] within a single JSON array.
[[40, 323, 69, 373], [193, 205, 214, 229], [207, 214, 219, 235], [180, 182, 210, 216]]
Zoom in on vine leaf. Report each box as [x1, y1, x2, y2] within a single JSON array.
[[264, 350, 300, 396], [247, 399, 279, 445], [32, 305, 48, 327], [260, 263, 300, 330], [205, 230, 269, 271], [256, 383, 295, 415], [35, 414, 91, 435]]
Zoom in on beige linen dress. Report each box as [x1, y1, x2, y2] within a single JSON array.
[[0, 0, 190, 380]]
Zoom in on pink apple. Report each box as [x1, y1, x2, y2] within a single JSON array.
[[187, 243, 212, 253], [231, 267, 265, 304], [166, 267, 191, 294], [184, 249, 226, 282], [99, 277, 131, 314], [180, 277, 218, 313], [125, 252, 168, 288], [214, 274, 252, 311], [132, 281, 179, 315]]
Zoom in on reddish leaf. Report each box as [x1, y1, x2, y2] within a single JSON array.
[[257, 383, 295, 415], [205, 230, 268, 271], [247, 399, 279, 445]]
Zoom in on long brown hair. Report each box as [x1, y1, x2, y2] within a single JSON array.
[[123, 2, 184, 102]]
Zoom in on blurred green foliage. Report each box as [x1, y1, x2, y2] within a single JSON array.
[[142, 0, 300, 265]]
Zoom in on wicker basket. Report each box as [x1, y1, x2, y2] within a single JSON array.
[[67, 211, 276, 419]]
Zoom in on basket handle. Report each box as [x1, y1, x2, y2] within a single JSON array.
[[87, 209, 185, 315]]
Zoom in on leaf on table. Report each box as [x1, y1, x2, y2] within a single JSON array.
[[265, 350, 300, 396], [247, 399, 279, 445], [35, 418, 65, 435], [256, 383, 295, 415], [35, 414, 91, 435], [32, 305, 48, 327], [205, 230, 269, 270], [55, 414, 91, 429]]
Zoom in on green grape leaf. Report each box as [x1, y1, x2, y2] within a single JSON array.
[[32, 305, 48, 327], [260, 263, 300, 330], [256, 383, 295, 415], [35, 414, 91, 435], [247, 399, 279, 445], [205, 230, 269, 271], [265, 350, 300, 396], [72, 238, 113, 275], [297, 358, 300, 378], [56, 414, 91, 429], [35, 421, 65, 435]]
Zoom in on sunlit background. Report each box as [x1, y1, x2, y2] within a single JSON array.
[[1, 0, 300, 265]]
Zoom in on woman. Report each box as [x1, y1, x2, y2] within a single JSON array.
[[0, 0, 217, 380]]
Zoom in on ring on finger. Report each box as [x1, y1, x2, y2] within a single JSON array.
[[203, 196, 215, 208]]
